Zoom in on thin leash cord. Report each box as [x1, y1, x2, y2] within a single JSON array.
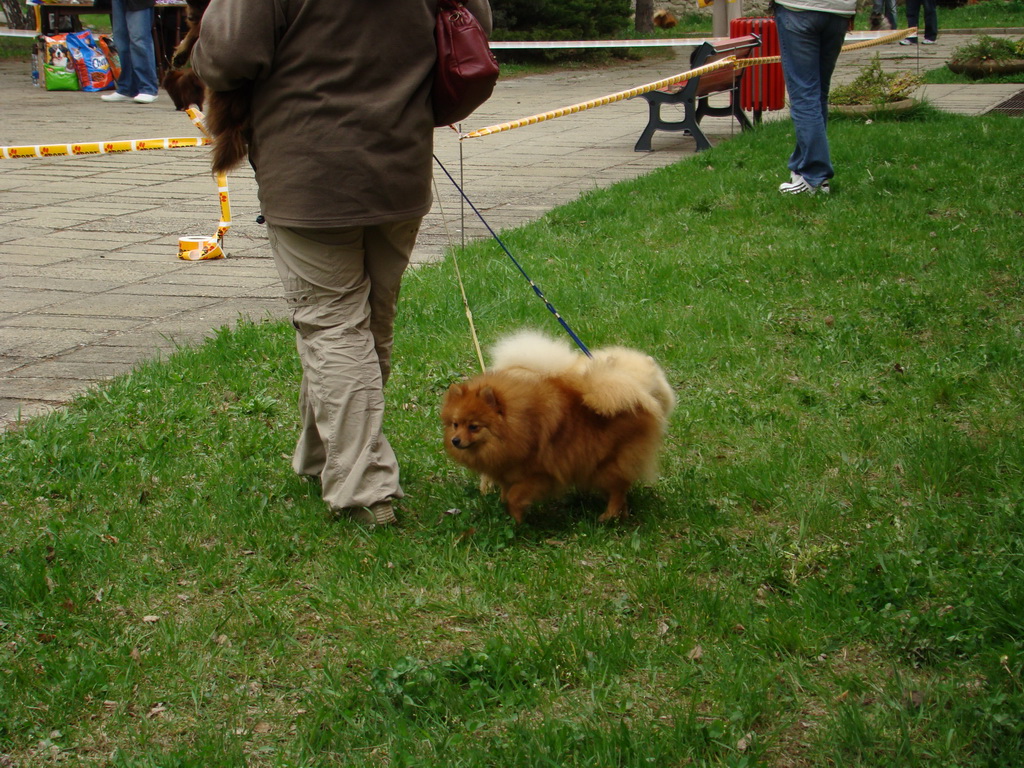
[[433, 154, 593, 358], [433, 174, 488, 373]]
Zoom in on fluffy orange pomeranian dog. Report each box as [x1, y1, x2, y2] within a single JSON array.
[[652, 9, 678, 29], [441, 331, 675, 524]]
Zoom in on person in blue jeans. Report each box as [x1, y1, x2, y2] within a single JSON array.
[[101, 0, 159, 103], [774, 0, 856, 195], [900, 0, 939, 45], [871, 0, 897, 31]]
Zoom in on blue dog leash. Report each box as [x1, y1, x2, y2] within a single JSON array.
[[433, 155, 593, 359]]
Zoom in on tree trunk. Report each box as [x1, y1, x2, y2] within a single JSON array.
[[635, 0, 654, 33], [1, 0, 34, 29]]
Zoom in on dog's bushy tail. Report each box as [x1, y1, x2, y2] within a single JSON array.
[[164, 0, 249, 176], [489, 330, 676, 422], [580, 347, 675, 420], [490, 330, 580, 376], [205, 88, 252, 175]]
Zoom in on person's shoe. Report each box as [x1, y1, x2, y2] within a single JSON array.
[[921, 38, 937, 45], [347, 500, 398, 527], [133, 93, 158, 104], [899, 37, 917, 46], [779, 173, 830, 195], [101, 91, 133, 102]]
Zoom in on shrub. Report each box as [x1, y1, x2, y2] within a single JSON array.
[[950, 34, 1024, 63], [490, 0, 633, 39], [829, 54, 923, 105]]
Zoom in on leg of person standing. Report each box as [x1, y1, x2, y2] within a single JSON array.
[[883, 0, 897, 30], [775, 5, 848, 193], [103, 0, 137, 100], [125, 3, 159, 100], [102, 0, 158, 102], [921, 0, 939, 42], [902, 0, 922, 44], [267, 219, 420, 526]]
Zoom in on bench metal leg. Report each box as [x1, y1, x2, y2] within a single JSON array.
[[634, 96, 709, 153]]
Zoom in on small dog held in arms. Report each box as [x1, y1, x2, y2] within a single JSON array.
[[160, 0, 251, 175], [441, 331, 676, 525]]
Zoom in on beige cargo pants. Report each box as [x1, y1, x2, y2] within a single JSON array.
[[267, 219, 421, 511]]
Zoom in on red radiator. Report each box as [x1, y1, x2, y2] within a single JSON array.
[[729, 17, 785, 114]]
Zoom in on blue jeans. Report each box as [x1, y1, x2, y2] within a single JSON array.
[[111, 0, 158, 97], [872, 0, 897, 29], [775, 6, 849, 187], [905, 0, 938, 41]]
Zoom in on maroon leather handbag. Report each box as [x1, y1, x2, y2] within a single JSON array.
[[432, 0, 500, 127]]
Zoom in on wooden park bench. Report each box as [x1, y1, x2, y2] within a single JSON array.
[[634, 34, 761, 153]]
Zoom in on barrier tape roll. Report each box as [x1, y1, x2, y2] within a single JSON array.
[[178, 235, 225, 261]]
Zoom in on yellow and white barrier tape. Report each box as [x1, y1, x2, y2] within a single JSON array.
[[463, 56, 738, 139], [489, 37, 733, 49], [182, 105, 232, 261], [463, 27, 917, 140], [0, 136, 211, 159]]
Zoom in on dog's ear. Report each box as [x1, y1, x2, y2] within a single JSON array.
[[480, 386, 502, 413], [447, 382, 464, 398]]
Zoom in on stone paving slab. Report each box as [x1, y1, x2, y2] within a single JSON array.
[[1, 30, 1021, 430]]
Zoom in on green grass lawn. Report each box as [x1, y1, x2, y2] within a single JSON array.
[[928, 0, 1024, 29], [2, 109, 1022, 766]]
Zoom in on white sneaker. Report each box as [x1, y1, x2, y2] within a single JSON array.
[[779, 174, 830, 195], [899, 37, 916, 46], [133, 93, 158, 104], [921, 38, 937, 45], [101, 92, 133, 102]]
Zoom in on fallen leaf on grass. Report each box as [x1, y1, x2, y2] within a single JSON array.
[[687, 645, 703, 661], [147, 703, 167, 719], [142, 615, 160, 624]]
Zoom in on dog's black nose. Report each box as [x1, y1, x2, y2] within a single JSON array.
[[451, 436, 462, 448]]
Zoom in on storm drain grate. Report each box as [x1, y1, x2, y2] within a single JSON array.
[[988, 88, 1024, 117]]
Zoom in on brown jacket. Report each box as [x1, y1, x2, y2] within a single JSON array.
[[191, 0, 492, 229]]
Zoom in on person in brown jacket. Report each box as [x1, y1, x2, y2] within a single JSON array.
[[191, 0, 493, 526]]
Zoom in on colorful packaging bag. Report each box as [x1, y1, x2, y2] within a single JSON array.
[[41, 34, 79, 91], [98, 35, 121, 81], [66, 30, 114, 91]]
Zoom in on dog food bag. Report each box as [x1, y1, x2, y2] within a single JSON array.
[[66, 30, 114, 91], [41, 34, 79, 91], [98, 35, 121, 81], [43, 63, 79, 90]]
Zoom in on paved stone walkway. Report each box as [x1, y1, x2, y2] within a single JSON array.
[[1, 31, 1021, 429]]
